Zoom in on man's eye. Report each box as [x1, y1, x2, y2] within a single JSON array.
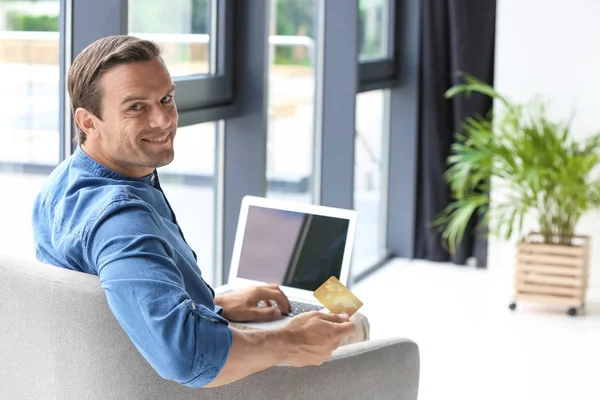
[[162, 95, 174, 103], [130, 104, 143, 111]]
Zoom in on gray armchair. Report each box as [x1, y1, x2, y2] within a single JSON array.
[[0, 254, 420, 400]]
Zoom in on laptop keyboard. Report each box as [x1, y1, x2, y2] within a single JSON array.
[[219, 289, 324, 316], [257, 299, 323, 316], [288, 300, 324, 316]]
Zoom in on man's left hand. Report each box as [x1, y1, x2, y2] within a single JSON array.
[[215, 284, 291, 322]]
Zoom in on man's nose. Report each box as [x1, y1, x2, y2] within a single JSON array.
[[148, 105, 172, 130]]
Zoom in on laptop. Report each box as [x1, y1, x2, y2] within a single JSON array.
[[216, 195, 358, 329]]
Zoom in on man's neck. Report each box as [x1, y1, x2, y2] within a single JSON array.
[[80, 143, 152, 178]]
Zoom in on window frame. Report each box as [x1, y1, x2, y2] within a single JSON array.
[[358, 0, 398, 92], [168, 0, 236, 124]]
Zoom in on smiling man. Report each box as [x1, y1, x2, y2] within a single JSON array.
[[32, 35, 355, 388]]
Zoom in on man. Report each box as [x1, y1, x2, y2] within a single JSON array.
[[32, 35, 355, 388]]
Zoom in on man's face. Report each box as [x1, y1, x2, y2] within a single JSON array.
[[86, 57, 178, 178]]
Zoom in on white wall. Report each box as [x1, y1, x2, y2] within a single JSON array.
[[492, 0, 600, 300]]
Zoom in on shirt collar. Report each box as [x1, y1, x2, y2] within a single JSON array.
[[74, 146, 157, 187]]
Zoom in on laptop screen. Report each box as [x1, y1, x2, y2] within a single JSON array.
[[236, 205, 350, 291]]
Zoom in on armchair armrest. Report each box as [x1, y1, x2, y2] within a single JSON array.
[[201, 337, 420, 400]]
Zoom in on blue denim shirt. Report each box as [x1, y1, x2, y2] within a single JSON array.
[[32, 146, 232, 388]]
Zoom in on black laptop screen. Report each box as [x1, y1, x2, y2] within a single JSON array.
[[236, 205, 350, 291]]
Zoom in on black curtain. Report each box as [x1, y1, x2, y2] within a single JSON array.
[[414, 0, 497, 266]]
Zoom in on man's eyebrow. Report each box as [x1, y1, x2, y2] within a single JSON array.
[[121, 85, 176, 105], [121, 94, 148, 105]]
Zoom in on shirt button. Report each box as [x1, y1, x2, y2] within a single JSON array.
[[190, 302, 197, 310], [150, 174, 155, 182]]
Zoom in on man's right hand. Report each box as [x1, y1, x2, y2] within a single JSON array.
[[281, 311, 357, 367], [206, 311, 357, 387]]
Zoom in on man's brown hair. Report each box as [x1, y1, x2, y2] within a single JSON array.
[[68, 35, 162, 144]]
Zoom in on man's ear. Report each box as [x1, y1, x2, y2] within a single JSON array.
[[74, 107, 98, 136]]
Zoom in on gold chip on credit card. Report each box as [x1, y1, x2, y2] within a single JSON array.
[[313, 276, 363, 317]]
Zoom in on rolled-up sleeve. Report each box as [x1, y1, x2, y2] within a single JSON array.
[[85, 199, 232, 388]]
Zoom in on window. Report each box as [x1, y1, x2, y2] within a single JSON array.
[[129, 0, 214, 76], [358, 0, 396, 91], [0, 0, 60, 259], [359, 0, 391, 60], [353, 90, 389, 275], [128, 0, 234, 116], [266, 0, 317, 204], [157, 122, 220, 286], [126, 1, 229, 284]]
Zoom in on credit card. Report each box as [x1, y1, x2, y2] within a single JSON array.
[[313, 276, 363, 317]]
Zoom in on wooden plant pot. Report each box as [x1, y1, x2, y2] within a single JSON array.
[[509, 232, 590, 316]]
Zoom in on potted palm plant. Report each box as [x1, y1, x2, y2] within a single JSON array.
[[437, 76, 600, 316]]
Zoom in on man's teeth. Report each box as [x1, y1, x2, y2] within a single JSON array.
[[147, 135, 168, 142]]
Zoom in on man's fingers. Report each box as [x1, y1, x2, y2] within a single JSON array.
[[264, 284, 292, 310], [319, 312, 350, 323], [317, 313, 356, 337], [335, 321, 357, 337], [254, 288, 291, 313], [252, 306, 282, 322]]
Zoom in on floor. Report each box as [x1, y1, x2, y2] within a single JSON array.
[[353, 259, 600, 400]]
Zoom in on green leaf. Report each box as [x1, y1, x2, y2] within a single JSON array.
[[436, 195, 489, 252], [444, 74, 511, 108]]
